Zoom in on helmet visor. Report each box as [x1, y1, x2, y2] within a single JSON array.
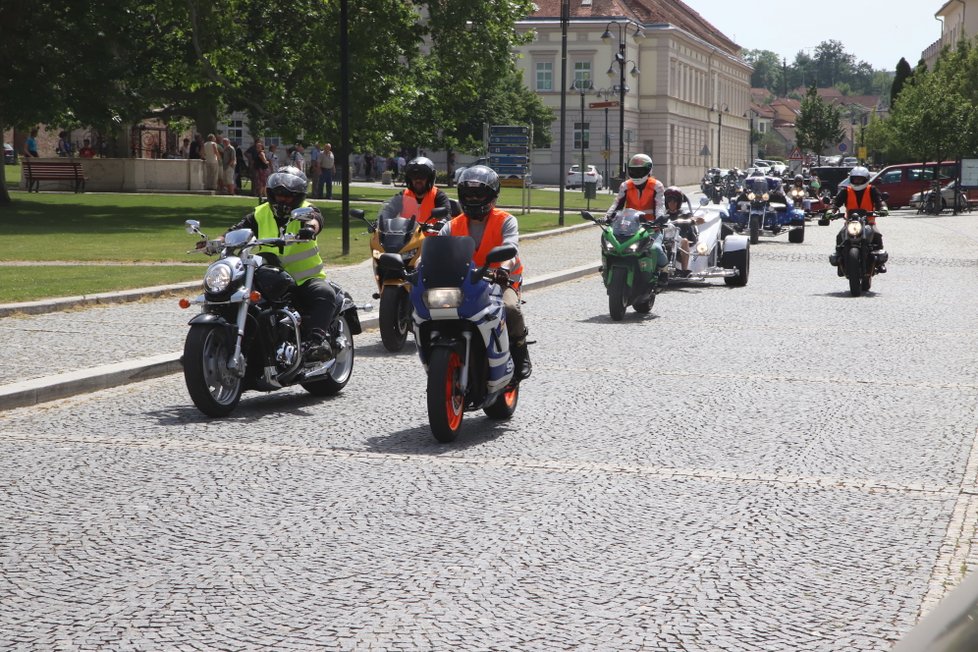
[[628, 165, 650, 180]]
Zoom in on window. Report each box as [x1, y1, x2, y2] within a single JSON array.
[[535, 62, 553, 91], [574, 122, 590, 150], [879, 170, 903, 184], [573, 61, 592, 89], [225, 120, 244, 145]]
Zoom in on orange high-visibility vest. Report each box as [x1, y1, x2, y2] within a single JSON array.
[[625, 177, 658, 211], [846, 185, 877, 223], [448, 207, 524, 283], [400, 189, 437, 222]]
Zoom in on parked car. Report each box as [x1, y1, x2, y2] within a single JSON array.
[[566, 164, 603, 189], [452, 156, 489, 184], [753, 159, 787, 175], [842, 156, 859, 167], [3, 143, 14, 165], [869, 161, 970, 209], [909, 180, 974, 211]]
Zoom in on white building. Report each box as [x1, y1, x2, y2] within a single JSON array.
[[922, 0, 978, 68], [517, 0, 752, 186]]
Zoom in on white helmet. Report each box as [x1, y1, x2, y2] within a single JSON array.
[[849, 166, 871, 192]]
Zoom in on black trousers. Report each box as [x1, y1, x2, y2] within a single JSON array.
[[295, 278, 337, 336]]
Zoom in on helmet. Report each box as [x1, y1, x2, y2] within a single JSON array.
[[663, 186, 684, 209], [457, 165, 499, 220], [404, 156, 436, 194], [627, 154, 653, 184], [794, 174, 804, 183], [849, 165, 870, 191], [266, 166, 308, 222]]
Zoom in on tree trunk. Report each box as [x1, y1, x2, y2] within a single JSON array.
[[0, 128, 11, 206]]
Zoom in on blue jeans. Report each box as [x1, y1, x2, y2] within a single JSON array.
[[317, 168, 334, 199]]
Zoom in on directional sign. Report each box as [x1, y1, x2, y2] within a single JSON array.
[[493, 165, 527, 176], [589, 101, 620, 109], [489, 145, 529, 155], [489, 135, 531, 146], [490, 155, 528, 167], [489, 125, 529, 136]]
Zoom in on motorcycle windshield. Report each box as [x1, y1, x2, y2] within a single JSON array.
[[417, 236, 476, 288], [378, 216, 416, 252], [611, 210, 643, 240]]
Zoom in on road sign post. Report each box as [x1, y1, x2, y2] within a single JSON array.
[[487, 125, 532, 214]]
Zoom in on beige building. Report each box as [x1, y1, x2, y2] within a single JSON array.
[[517, 0, 752, 186], [922, 0, 978, 68]]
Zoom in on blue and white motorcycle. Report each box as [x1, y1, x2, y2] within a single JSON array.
[[378, 235, 520, 442], [726, 175, 806, 244]]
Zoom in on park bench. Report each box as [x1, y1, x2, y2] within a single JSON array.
[[23, 158, 87, 193]]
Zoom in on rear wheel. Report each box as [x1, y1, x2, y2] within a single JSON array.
[[722, 245, 749, 287], [183, 324, 243, 417], [608, 267, 629, 321], [379, 285, 411, 352], [788, 222, 805, 243], [426, 347, 465, 442], [301, 315, 355, 396], [846, 247, 862, 297], [484, 384, 519, 420]]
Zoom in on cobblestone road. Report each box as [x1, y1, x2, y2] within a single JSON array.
[[3, 206, 978, 650]]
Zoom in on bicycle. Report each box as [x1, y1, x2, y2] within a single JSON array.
[[918, 180, 943, 215]]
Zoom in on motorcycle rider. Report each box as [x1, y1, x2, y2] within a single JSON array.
[[663, 186, 703, 277], [828, 165, 888, 272], [438, 165, 532, 380], [604, 153, 669, 281], [206, 166, 337, 361], [377, 156, 454, 226]]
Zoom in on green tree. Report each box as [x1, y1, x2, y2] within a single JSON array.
[[743, 49, 784, 95], [890, 57, 913, 107], [795, 84, 844, 164]]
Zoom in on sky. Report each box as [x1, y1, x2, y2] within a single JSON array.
[[687, 0, 944, 71]]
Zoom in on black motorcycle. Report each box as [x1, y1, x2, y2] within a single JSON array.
[[819, 209, 888, 297], [179, 208, 364, 416]]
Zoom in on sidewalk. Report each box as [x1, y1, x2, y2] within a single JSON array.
[[0, 223, 602, 410]]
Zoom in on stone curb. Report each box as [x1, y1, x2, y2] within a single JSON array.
[[0, 263, 598, 412]]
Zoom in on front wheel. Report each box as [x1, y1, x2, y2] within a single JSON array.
[[301, 314, 356, 396], [608, 267, 629, 321], [749, 215, 760, 244], [426, 347, 466, 443], [379, 285, 411, 352], [846, 247, 863, 297], [183, 324, 243, 417]]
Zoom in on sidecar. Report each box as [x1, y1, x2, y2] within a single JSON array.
[[659, 201, 750, 288], [724, 177, 806, 243]]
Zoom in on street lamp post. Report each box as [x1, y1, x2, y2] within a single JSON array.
[[572, 79, 593, 194], [715, 103, 728, 168], [601, 21, 643, 187], [744, 110, 755, 166]]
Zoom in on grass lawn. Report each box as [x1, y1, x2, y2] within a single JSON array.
[[0, 190, 582, 303]]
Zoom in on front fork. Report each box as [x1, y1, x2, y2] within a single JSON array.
[[228, 267, 256, 375]]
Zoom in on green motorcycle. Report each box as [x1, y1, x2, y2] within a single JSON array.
[[582, 208, 667, 321]]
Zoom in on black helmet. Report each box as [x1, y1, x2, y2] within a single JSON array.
[[404, 156, 436, 193], [266, 166, 308, 222], [457, 165, 499, 220], [663, 186, 684, 208]]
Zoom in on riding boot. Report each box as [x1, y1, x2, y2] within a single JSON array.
[[304, 328, 334, 362], [511, 338, 532, 381]]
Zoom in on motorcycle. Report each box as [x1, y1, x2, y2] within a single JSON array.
[[658, 199, 750, 287], [179, 208, 364, 417], [818, 209, 888, 297], [709, 176, 725, 204], [787, 185, 813, 218], [377, 235, 521, 443], [728, 179, 806, 244], [581, 208, 663, 321], [351, 206, 447, 352]]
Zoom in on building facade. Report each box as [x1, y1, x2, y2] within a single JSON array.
[[922, 0, 978, 68], [517, 0, 752, 186]]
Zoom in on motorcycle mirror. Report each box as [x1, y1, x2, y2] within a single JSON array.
[[580, 210, 596, 222], [185, 219, 201, 234], [430, 206, 449, 220], [289, 207, 316, 222], [448, 198, 463, 217], [485, 244, 518, 265]]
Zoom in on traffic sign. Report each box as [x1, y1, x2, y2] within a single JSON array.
[[493, 165, 527, 176], [489, 145, 528, 155], [788, 146, 803, 160], [589, 101, 620, 109], [490, 155, 528, 167], [489, 125, 529, 136], [489, 135, 530, 145], [838, 143, 848, 152]]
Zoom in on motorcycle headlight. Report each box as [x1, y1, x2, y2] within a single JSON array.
[[423, 288, 463, 309], [696, 242, 709, 255], [747, 192, 755, 200], [847, 221, 863, 237], [602, 239, 615, 251], [627, 243, 640, 252], [762, 192, 770, 201], [372, 249, 382, 259], [204, 262, 233, 293]]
